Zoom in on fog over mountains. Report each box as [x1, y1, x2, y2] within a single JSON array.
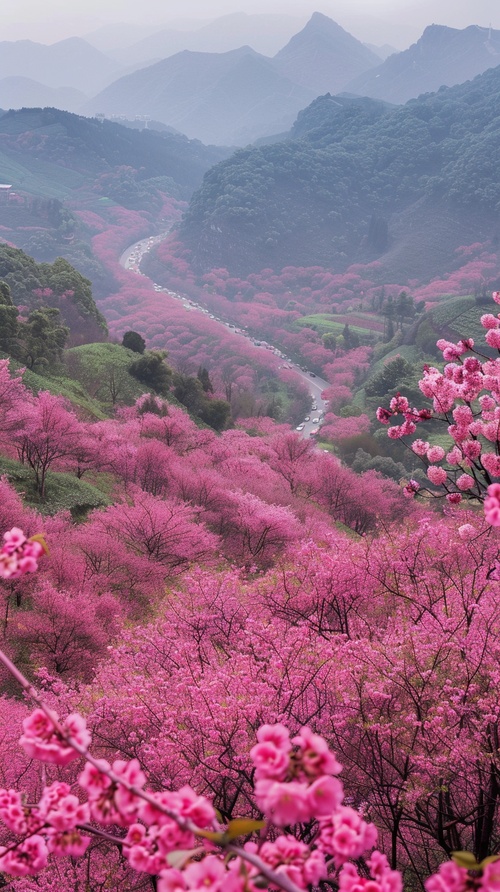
[[104, 13, 308, 65], [0, 37, 123, 95], [86, 14, 382, 145], [1, 12, 500, 146]]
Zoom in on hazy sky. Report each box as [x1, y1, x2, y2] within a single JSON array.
[[2, 0, 500, 45]]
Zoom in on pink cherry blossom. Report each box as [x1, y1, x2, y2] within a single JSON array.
[[292, 726, 342, 777], [20, 709, 91, 766], [0, 528, 44, 579], [426, 445, 445, 463], [484, 483, 500, 526], [0, 835, 48, 877], [184, 855, 227, 891], [250, 740, 290, 780], [411, 440, 429, 456], [307, 775, 344, 816], [255, 723, 292, 753], [318, 805, 378, 865], [481, 452, 500, 476], [403, 480, 420, 498], [456, 474, 476, 491], [480, 314, 500, 329], [424, 859, 468, 892], [427, 466, 448, 485], [254, 778, 311, 825], [486, 329, 500, 349]]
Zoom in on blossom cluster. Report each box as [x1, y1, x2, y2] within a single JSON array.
[[377, 292, 500, 521], [0, 781, 90, 876], [0, 706, 383, 889], [20, 708, 91, 766], [0, 527, 45, 579]]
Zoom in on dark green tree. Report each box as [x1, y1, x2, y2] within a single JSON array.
[[173, 374, 204, 412], [122, 331, 146, 354], [365, 356, 414, 399], [17, 307, 69, 370], [129, 350, 172, 395], [342, 324, 360, 348], [197, 366, 214, 393], [198, 398, 231, 432]]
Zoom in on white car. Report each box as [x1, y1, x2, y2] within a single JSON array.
[[312, 418, 320, 424], [296, 424, 305, 431]]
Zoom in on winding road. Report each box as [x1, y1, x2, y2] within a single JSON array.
[[119, 236, 329, 438]]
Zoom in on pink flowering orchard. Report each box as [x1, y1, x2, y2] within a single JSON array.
[[0, 505, 499, 891], [1, 299, 500, 887]]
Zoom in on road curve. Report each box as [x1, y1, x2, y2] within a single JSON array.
[[119, 236, 330, 437]]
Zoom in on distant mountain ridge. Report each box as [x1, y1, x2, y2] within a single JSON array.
[[112, 13, 308, 66], [346, 24, 500, 103], [4, 16, 500, 151], [0, 77, 86, 114], [0, 37, 123, 97], [84, 46, 318, 146], [86, 14, 380, 145]]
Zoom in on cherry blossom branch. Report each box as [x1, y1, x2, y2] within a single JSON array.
[[0, 642, 306, 892]]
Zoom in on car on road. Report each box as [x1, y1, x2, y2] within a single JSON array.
[[312, 418, 320, 424], [296, 424, 305, 431], [310, 372, 316, 377], [304, 416, 310, 422]]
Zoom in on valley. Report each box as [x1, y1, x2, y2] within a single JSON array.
[[1, 6, 500, 890], [119, 233, 330, 437]]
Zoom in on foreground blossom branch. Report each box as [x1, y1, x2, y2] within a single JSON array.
[[377, 291, 500, 522], [0, 636, 308, 889]]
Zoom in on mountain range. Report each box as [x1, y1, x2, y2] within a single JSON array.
[[0, 37, 123, 96], [85, 16, 500, 146], [84, 46, 318, 146], [85, 14, 381, 145], [272, 13, 380, 94], [2, 15, 500, 150]]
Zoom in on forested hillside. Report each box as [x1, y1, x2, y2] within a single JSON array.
[[0, 106, 231, 297], [178, 64, 500, 279], [0, 244, 107, 346], [0, 106, 230, 200]]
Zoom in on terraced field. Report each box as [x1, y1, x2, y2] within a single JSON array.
[[295, 313, 383, 338]]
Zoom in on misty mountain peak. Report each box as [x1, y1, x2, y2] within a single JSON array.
[[305, 12, 352, 35], [273, 11, 379, 95]]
